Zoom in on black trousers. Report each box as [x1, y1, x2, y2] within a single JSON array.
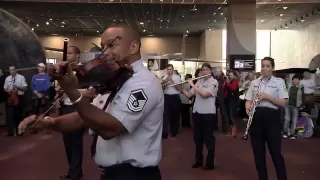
[[60, 105, 85, 177], [6, 95, 24, 136], [180, 103, 191, 128], [193, 112, 216, 166], [163, 94, 181, 137], [216, 97, 229, 132], [250, 107, 287, 180], [225, 97, 238, 126], [31, 96, 50, 114], [100, 164, 161, 180]]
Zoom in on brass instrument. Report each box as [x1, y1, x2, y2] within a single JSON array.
[[243, 80, 262, 141], [161, 75, 175, 89]]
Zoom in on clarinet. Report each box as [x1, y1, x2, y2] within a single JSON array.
[[243, 80, 263, 141]]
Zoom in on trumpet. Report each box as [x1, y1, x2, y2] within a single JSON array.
[[167, 74, 211, 88], [243, 80, 262, 141], [161, 75, 175, 89]]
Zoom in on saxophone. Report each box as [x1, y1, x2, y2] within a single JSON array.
[[243, 80, 263, 141], [162, 75, 175, 90]]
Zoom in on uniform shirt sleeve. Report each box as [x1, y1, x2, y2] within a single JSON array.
[[203, 79, 219, 97], [109, 80, 158, 133], [173, 75, 181, 84], [245, 81, 254, 101], [3, 77, 9, 89], [20, 75, 28, 87], [278, 80, 289, 99]]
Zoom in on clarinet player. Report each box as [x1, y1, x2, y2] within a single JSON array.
[[245, 57, 288, 180]]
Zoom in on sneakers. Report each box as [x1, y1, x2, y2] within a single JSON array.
[[282, 133, 296, 140], [282, 134, 288, 138], [289, 135, 296, 140]]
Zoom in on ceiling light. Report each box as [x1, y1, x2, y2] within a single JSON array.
[[49, 18, 52, 21], [31, 28, 34, 31], [301, 19, 305, 22], [46, 22, 49, 25], [97, 31, 99, 33], [280, 14, 283, 16], [62, 21, 65, 24], [36, 24, 39, 27], [143, 29, 146, 32], [278, 0, 281, 1], [218, 7, 221, 10], [283, 7, 288, 10], [220, 13, 224, 15], [61, 25, 64, 28], [213, 13, 216, 15], [140, 22, 144, 25], [214, 20, 217, 22], [186, 29, 189, 33], [260, 20, 264, 23], [209, 28, 212, 31]]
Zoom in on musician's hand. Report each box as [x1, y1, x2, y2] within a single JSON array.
[[245, 107, 252, 116], [256, 92, 270, 101], [18, 115, 37, 134], [18, 115, 53, 135], [187, 78, 194, 86], [51, 61, 78, 93]]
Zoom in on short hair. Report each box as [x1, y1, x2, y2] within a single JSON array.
[[201, 63, 212, 70], [107, 25, 141, 48], [292, 75, 300, 80], [185, 74, 192, 79], [167, 64, 174, 69], [69, 46, 81, 54], [262, 57, 275, 68]]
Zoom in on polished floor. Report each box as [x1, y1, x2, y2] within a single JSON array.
[[0, 129, 319, 180]]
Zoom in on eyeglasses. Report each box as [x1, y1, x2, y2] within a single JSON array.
[[9, 69, 15, 71]]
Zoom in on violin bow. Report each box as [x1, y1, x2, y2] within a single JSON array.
[[28, 94, 64, 129]]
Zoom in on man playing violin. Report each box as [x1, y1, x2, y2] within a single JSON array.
[[4, 65, 27, 136], [56, 45, 86, 180], [19, 25, 164, 180]]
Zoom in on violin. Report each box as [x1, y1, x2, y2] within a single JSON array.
[[7, 87, 19, 105], [7, 78, 19, 106]]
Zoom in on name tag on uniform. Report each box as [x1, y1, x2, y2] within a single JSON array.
[[268, 85, 277, 88]]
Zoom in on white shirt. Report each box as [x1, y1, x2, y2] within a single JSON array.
[[163, 74, 181, 95], [93, 60, 164, 168], [245, 76, 288, 110], [190, 77, 218, 114], [300, 78, 315, 94], [4, 74, 27, 95]]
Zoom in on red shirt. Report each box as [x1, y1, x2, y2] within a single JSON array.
[[222, 79, 239, 97]]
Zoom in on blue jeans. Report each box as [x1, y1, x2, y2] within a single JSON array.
[[284, 105, 299, 135]]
